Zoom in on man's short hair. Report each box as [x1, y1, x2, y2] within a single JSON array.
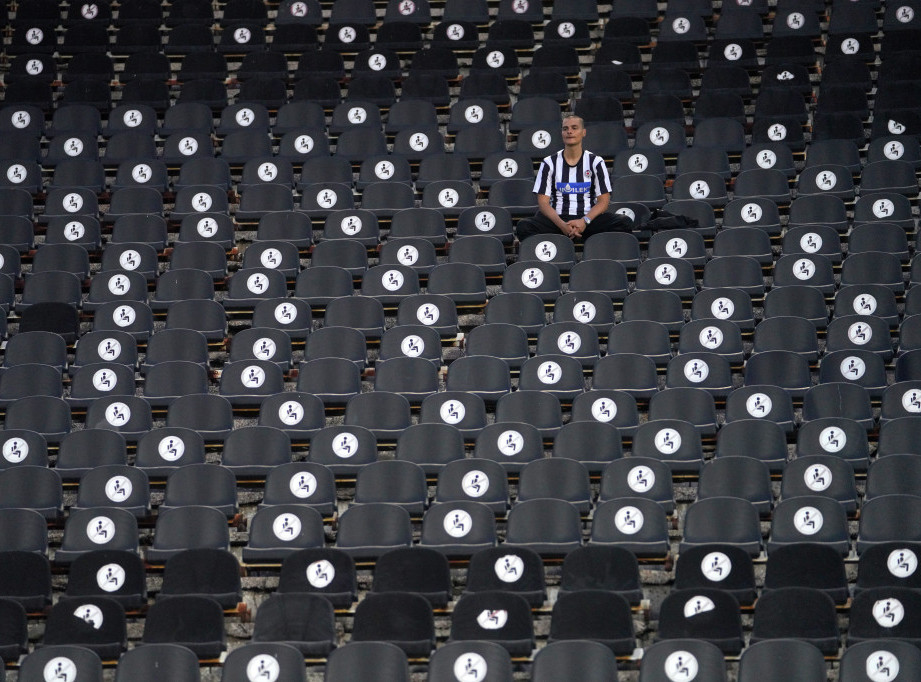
[[562, 113, 585, 127]]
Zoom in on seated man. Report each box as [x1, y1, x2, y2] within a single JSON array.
[[516, 114, 632, 241]]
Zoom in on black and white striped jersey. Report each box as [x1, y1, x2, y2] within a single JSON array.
[[532, 149, 613, 217]]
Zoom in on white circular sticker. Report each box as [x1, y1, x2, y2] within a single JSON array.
[[629, 153, 648, 173], [557, 331, 581, 355], [487, 50, 505, 68], [872, 598, 905, 627], [157, 436, 185, 461], [25, 59, 43, 76], [799, 232, 822, 253], [97, 563, 125, 593], [397, 245, 419, 266], [447, 23, 465, 40], [689, 180, 711, 199], [768, 123, 788, 141], [332, 432, 358, 459], [494, 555, 524, 583], [348, 107, 367, 125], [847, 322, 871, 346], [65, 138, 84, 157], [461, 470, 488, 497], [786, 11, 805, 28], [191, 192, 212, 212], [409, 132, 429, 151], [63, 192, 84, 213], [295, 134, 315, 154], [340, 214, 363, 235], [195, 217, 217, 238], [573, 300, 596, 322], [698, 326, 724, 349], [710, 297, 734, 319], [400, 334, 424, 357], [440, 400, 465, 424], [289, 1, 308, 15], [497, 158, 519, 178], [818, 426, 846, 453], [92, 369, 117, 392], [105, 402, 131, 426], [741, 202, 763, 223], [259, 248, 282, 270], [443, 509, 473, 537], [44, 658, 76, 682], [887, 548, 918, 577], [672, 17, 691, 33], [118, 251, 142, 276], [179, 136, 198, 156], [902, 389, 921, 414], [792, 258, 816, 280], [616, 207, 636, 221], [591, 397, 617, 422], [898, 6, 915, 23], [701, 551, 732, 582], [76, 604, 105, 631], [665, 238, 687, 258], [246, 655, 280, 682], [793, 506, 823, 535], [531, 130, 551, 149], [884, 140, 905, 160], [1, 438, 27, 463], [724, 43, 742, 61], [614, 505, 644, 534], [307, 559, 335, 588], [474, 211, 496, 231], [683, 595, 715, 617], [627, 464, 654, 493], [381, 269, 405, 291], [272, 513, 301, 542], [804, 463, 832, 492], [453, 652, 488, 682], [130, 163, 153, 184], [815, 170, 838, 191], [253, 337, 277, 360], [417, 304, 441, 327], [889, 119, 906, 135], [476, 609, 507, 629], [655, 428, 681, 453], [439, 189, 460, 207], [655, 263, 678, 285], [840, 356, 866, 380], [521, 267, 544, 289], [64, 221, 86, 242], [107, 274, 130, 296], [274, 303, 296, 325], [745, 392, 772, 418], [865, 650, 900, 682], [497, 430, 523, 457], [246, 273, 269, 294], [464, 105, 483, 123], [5, 164, 26, 184], [105, 476, 132, 503], [374, 160, 394, 179], [840, 37, 860, 55], [650, 126, 670, 146], [664, 650, 699, 681], [87, 516, 116, 544], [872, 198, 895, 219], [289, 471, 317, 498], [11, 110, 31, 129], [338, 26, 356, 43], [684, 358, 710, 383], [535, 240, 557, 262], [853, 293, 878, 315], [368, 53, 387, 71], [537, 360, 562, 385], [122, 109, 143, 127], [756, 149, 777, 169], [241, 365, 266, 388], [256, 162, 277, 183]]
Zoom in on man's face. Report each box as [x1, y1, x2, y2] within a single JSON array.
[[562, 117, 586, 145]]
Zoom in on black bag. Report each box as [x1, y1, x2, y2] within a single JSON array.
[[641, 208, 700, 231]]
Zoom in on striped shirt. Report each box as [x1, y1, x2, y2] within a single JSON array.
[[532, 149, 613, 217]]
